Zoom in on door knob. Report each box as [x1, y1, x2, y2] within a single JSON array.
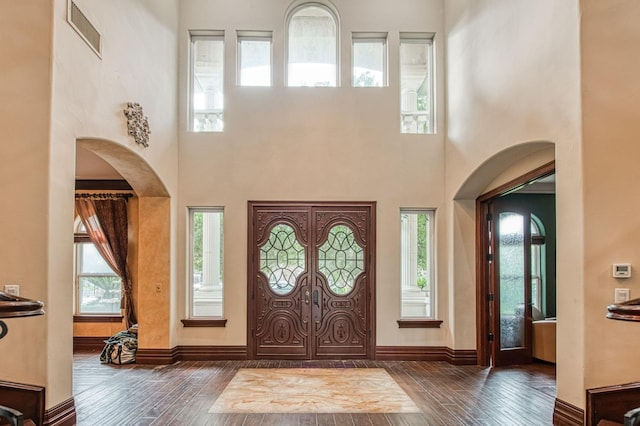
[[313, 289, 319, 308], [304, 290, 310, 304]]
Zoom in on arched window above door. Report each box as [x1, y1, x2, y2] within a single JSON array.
[[286, 2, 339, 87]]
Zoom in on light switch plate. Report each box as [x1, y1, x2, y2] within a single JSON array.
[[4, 285, 19, 296], [615, 288, 630, 303]]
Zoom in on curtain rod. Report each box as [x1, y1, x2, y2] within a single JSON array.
[[75, 193, 134, 200]]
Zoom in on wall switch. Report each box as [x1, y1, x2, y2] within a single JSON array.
[[615, 288, 630, 303], [155, 284, 161, 293], [4, 285, 19, 296]]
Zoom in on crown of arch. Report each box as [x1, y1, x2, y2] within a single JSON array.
[[77, 138, 169, 197], [454, 141, 555, 200]]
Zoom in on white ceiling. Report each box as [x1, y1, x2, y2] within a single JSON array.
[[76, 146, 124, 180]]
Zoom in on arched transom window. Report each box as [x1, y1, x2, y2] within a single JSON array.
[[287, 3, 338, 87]]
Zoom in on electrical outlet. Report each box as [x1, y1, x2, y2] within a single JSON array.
[[155, 284, 161, 293], [4, 285, 19, 296]]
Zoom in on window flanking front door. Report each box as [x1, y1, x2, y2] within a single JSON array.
[[248, 202, 376, 360]]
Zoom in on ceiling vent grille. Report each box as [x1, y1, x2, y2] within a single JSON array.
[[68, 1, 101, 57]]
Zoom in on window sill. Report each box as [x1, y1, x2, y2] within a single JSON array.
[[397, 319, 443, 328], [74, 315, 123, 323], [181, 318, 227, 327]]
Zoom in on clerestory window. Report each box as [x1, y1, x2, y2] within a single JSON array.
[[190, 30, 225, 132], [237, 31, 273, 87], [352, 32, 387, 87], [400, 33, 435, 134], [286, 3, 339, 87]]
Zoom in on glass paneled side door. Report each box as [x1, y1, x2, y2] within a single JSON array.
[[490, 200, 533, 366], [248, 202, 375, 360]]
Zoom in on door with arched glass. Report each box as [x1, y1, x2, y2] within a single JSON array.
[[489, 198, 549, 366], [248, 202, 375, 359]]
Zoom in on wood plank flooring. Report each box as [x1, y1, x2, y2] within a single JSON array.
[[73, 351, 556, 425]]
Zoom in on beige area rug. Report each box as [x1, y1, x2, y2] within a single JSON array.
[[208, 368, 422, 414]]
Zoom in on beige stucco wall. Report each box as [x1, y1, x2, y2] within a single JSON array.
[[176, 0, 451, 348], [8, 0, 640, 416], [0, 0, 53, 395], [47, 0, 178, 399], [444, 0, 584, 408], [581, 0, 640, 391], [0, 0, 179, 410]]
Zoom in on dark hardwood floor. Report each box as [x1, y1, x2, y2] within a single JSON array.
[[73, 351, 556, 425]]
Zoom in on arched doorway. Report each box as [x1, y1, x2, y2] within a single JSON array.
[[453, 141, 555, 367], [75, 139, 172, 356]]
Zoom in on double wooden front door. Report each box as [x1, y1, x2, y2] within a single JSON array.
[[248, 202, 376, 360]]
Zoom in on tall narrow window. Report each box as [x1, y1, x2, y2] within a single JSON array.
[[352, 33, 387, 87], [237, 31, 272, 86], [531, 215, 545, 316], [287, 4, 338, 87], [190, 31, 224, 132], [189, 208, 224, 318], [400, 210, 435, 318], [74, 221, 121, 315], [400, 33, 434, 134]]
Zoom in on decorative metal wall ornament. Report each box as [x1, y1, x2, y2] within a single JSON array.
[[123, 102, 150, 147]]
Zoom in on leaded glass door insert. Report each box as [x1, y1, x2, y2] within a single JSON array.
[[318, 225, 364, 296], [249, 203, 375, 360], [260, 224, 306, 296]]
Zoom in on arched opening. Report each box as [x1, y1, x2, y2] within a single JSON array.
[[452, 141, 556, 367], [74, 139, 172, 361]]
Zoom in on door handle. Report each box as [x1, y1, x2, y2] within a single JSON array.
[[304, 290, 310, 304], [312, 289, 319, 308]]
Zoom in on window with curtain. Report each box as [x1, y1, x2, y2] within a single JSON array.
[[74, 195, 137, 327], [74, 221, 122, 315], [287, 3, 338, 87]]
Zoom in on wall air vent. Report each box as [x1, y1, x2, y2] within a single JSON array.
[[68, 1, 101, 57]]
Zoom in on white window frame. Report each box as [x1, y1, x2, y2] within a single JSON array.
[[74, 219, 122, 316], [351, 32, 388, 87], [187, 207, 224, 319], [189, 30, 225, 132], [285, 1, 340, 87], [531, 215, 545, 314], [400, 209, 436, 319], [399, 32, 435, 134], [237, 30, 273, 87]]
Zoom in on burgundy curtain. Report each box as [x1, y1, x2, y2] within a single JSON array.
[[75, 198, 137, 328]]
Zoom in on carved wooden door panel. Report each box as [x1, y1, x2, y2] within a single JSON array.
[[248, 202, 375, 360], [251, 207, 311, 359], [311, 207, 371, 358]]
